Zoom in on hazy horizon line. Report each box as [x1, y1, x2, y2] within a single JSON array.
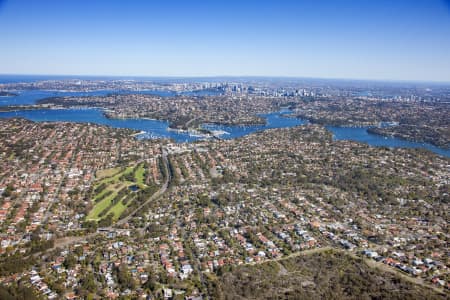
[[1, 73, 450, 85]]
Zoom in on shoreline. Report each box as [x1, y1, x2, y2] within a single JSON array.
[[0, 105, 448, 156]]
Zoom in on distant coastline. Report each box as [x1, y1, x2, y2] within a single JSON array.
[[0, 91, 18, 97]]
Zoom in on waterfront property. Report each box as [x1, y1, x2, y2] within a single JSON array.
[[0, 107, 448, 157]]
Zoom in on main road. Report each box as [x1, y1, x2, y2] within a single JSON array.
[[114, 147, 170, 227], [35, 147, 171, 256]]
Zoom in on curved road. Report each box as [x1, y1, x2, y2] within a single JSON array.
[[35, 147, 171, 256], [114, 148, 170, 227]]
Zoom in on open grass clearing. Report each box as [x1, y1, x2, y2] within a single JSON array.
[[94, 166, 134, 189], [88, 164, 150, 222], [109, 197, 132, 220], [134, 163, 146, 187], [95, 167, 121, 180], [87, 191, 118, 221]]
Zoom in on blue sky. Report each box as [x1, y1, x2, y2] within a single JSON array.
[[0, 0, 450, 81]]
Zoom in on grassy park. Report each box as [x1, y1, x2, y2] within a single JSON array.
[[86, 163, 154, 222]]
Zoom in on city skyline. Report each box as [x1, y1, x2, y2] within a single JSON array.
[[1, 3, 450, 295], [1, 0, 450, 82]]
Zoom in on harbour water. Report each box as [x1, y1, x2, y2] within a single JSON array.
[[0, 89, 221, 107], [0, 108, 196, 142], [203, 111, 306, 139], [326, 125, 450, 158], [0, 90, 448, 157], [0, 108, 305, 144]]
